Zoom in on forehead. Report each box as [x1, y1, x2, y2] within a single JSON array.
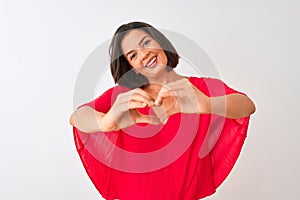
[[121, 29, 149, 54]]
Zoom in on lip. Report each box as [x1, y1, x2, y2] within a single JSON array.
[[145, 56, 157, 68]]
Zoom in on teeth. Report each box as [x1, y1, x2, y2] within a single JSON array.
[[146, 57, 156, 67]]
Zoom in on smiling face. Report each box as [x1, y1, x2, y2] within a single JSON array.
[[121, 29, 169, 79]]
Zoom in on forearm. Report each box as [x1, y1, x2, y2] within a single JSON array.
[[69, 106, 119, 133], [208, 94, 256, 119]]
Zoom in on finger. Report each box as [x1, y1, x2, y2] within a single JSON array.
[[155, 87, 173, 105], [113, 100, 147, 115], [116, 110, 135, 129], [168, 82, 194, 95], [130, 93, 155, 106], [163, 83, 196, 100], [154, 91, 174, 105], [151, 105, 168, 123], [133, 88, 155, 102], [119, 88, 154, 106], [166, 78, 191, 89], [171, 88, 193, 99], [116, 99, 151, 118], [128, 101, 148, 109], [148, 115, 161, 125], [134, 88, 154, 98]]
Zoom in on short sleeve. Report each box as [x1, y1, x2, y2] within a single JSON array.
[[72, 86, 126, 199], [192, 77, 246, 97], [78, 87, 114, 113], [189, 77, 251, 188]]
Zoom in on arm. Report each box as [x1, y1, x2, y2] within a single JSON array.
[[69, 106, 119, 133], [154, 78, 256, 121], [69, 88, 160, 133], [187, 77, 256, 119], [202, 93, 256, 119]]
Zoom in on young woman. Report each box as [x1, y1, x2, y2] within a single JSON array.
[[70, 21, 255, 200]]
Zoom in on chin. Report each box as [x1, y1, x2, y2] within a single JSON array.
[[142, 65, 169, 79]]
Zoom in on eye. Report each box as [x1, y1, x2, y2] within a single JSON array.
[[143, 39, 151, 47], [130, 53, 136, 60]]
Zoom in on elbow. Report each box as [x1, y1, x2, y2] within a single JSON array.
[[69, 113, 75, 126], [247, 97, 256, 115], [251, 102, 256, 114], [239, 95, 256, 117]]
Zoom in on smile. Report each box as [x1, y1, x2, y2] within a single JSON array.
[[145, 56, 157, 68]]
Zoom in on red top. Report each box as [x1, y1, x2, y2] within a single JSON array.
[[73, 77, 250, 200]]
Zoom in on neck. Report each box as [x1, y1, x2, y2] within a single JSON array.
[[146, 69, 185, 85]]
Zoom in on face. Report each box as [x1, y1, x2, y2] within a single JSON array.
[[121, 29, 168, 79]]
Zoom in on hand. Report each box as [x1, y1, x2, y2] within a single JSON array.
[[103, 88, 161, 130], [152, 78, 210, 123]]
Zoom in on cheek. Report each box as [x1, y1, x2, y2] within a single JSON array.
[[159, 51, 168, 64], [128, 60, 141, 70]]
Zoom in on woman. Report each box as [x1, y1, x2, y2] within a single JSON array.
[[70, 22, 255, 200]]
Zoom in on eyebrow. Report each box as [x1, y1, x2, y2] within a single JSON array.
[[125, 35, 149, 58]]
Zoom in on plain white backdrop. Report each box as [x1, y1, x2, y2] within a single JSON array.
[[1, 0, 299, 199]]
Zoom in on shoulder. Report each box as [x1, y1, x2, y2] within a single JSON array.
[[188, 76, 221, 91], [189, 76, 223, 85], [79, 84, 130, 112], [188, 76, 240, 96], [96, 84, 131, 103]]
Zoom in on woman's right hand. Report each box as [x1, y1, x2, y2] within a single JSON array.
[[101, 88, 161, 131]]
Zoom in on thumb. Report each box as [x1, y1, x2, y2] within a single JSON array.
[[135, 113, 161, 125], [151, 105, 168, 124]]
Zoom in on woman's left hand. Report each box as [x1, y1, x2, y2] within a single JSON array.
[[152, 78, 210, 123]]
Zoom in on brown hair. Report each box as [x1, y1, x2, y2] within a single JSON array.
[[109, 21, 179, 89]]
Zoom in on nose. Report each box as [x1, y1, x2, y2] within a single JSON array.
[[138, 48, 149, 60]]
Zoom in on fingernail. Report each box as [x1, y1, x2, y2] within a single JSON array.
[[150, 101, 155, 106]]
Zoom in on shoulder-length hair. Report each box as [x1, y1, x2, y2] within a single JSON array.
[[109, 21, 179, 89]]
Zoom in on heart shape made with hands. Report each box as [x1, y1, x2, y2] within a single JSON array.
[[142, 78, 201, 124], [101, 78, 206, 131]]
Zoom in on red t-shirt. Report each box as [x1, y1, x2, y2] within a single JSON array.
[[73, 77, 250, 200]]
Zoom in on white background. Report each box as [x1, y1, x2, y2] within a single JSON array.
[[1, 0, 299, 199]]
